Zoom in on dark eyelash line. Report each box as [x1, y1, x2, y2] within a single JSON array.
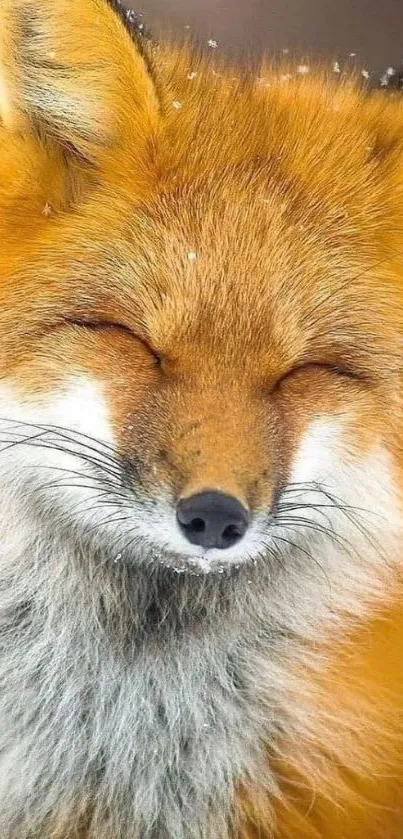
[[64, 317, 132, 334], [273, 360, 370, 392], [63, 318, 163, 365], [296, 361, 365, 381]]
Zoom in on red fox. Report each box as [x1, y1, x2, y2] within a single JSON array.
[[1, 0, 403, 837]]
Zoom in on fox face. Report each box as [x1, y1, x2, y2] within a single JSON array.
[[1, 1, 403, 838], [1, 215, 401, 582], [0, 9, 402, 580]]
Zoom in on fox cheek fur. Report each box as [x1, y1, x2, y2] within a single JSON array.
[[1, 0, 403, 837]]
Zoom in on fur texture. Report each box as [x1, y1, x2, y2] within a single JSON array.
[[0, 1, 403, 837]]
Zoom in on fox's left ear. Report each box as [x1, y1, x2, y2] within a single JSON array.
[[0, 0, 160, 163]]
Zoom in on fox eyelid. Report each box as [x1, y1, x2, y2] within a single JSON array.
[[273, 361, 367, 391], [62, 318, 163, 365]]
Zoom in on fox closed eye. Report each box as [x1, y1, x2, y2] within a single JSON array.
[[63, 318, 163, 365], [273, 361, 368, 391]]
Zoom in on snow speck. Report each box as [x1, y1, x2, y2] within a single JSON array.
[[172, 100, 183, 110], [113, 553, 122, 564], [187, 251, 198, 261], [42, 202, 52, 217], [187, 71, 198, 80], [282, 48, 289, 54], [349, 52, 357, 57], [380, 67, 396, 86], [296, 64, 310, 75], [332, 61, 341, 74], [361, 69, 370, 79], [207, 39, 218, 49]]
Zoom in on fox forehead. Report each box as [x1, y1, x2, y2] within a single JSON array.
[[2, 180, 396, 384], [0, 6, 402, 380]]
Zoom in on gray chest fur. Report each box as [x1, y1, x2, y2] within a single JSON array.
[[0, 538, 280, 839]]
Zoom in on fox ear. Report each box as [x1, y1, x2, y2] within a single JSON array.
[[0, 0, 160, 162]]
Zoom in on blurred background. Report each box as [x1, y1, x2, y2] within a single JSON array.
[[125, 0, 403, 84]]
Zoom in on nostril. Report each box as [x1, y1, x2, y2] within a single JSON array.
[[221, 523, 241, 547], [190, 517, 205, 534], [176, 491, 249, 551]]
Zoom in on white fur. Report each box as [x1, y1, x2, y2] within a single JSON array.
[[0, 380, 278, 573], [0, 378, 402, 839]]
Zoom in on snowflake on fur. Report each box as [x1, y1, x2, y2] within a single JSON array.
[[107, 0, 152, 40]]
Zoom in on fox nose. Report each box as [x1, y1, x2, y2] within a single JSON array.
[[176, 491, 249, 550]]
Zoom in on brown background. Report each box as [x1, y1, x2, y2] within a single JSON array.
[[130, 0, 403, 79]]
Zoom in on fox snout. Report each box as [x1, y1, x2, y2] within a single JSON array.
[[176, 491, 250, 550], [131, 379, 277, 548]]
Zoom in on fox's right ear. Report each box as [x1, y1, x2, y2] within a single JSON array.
[[0, 0, 160, 164]]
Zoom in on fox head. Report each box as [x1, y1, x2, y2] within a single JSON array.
[[0, 0, 402, 598], [2, 3, 403, 838]]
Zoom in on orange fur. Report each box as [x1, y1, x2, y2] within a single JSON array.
[[1, 1, 403, 836], [239, 581, 403, 837]]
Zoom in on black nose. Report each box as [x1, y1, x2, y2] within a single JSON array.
[[176, 491, 249, 550]]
